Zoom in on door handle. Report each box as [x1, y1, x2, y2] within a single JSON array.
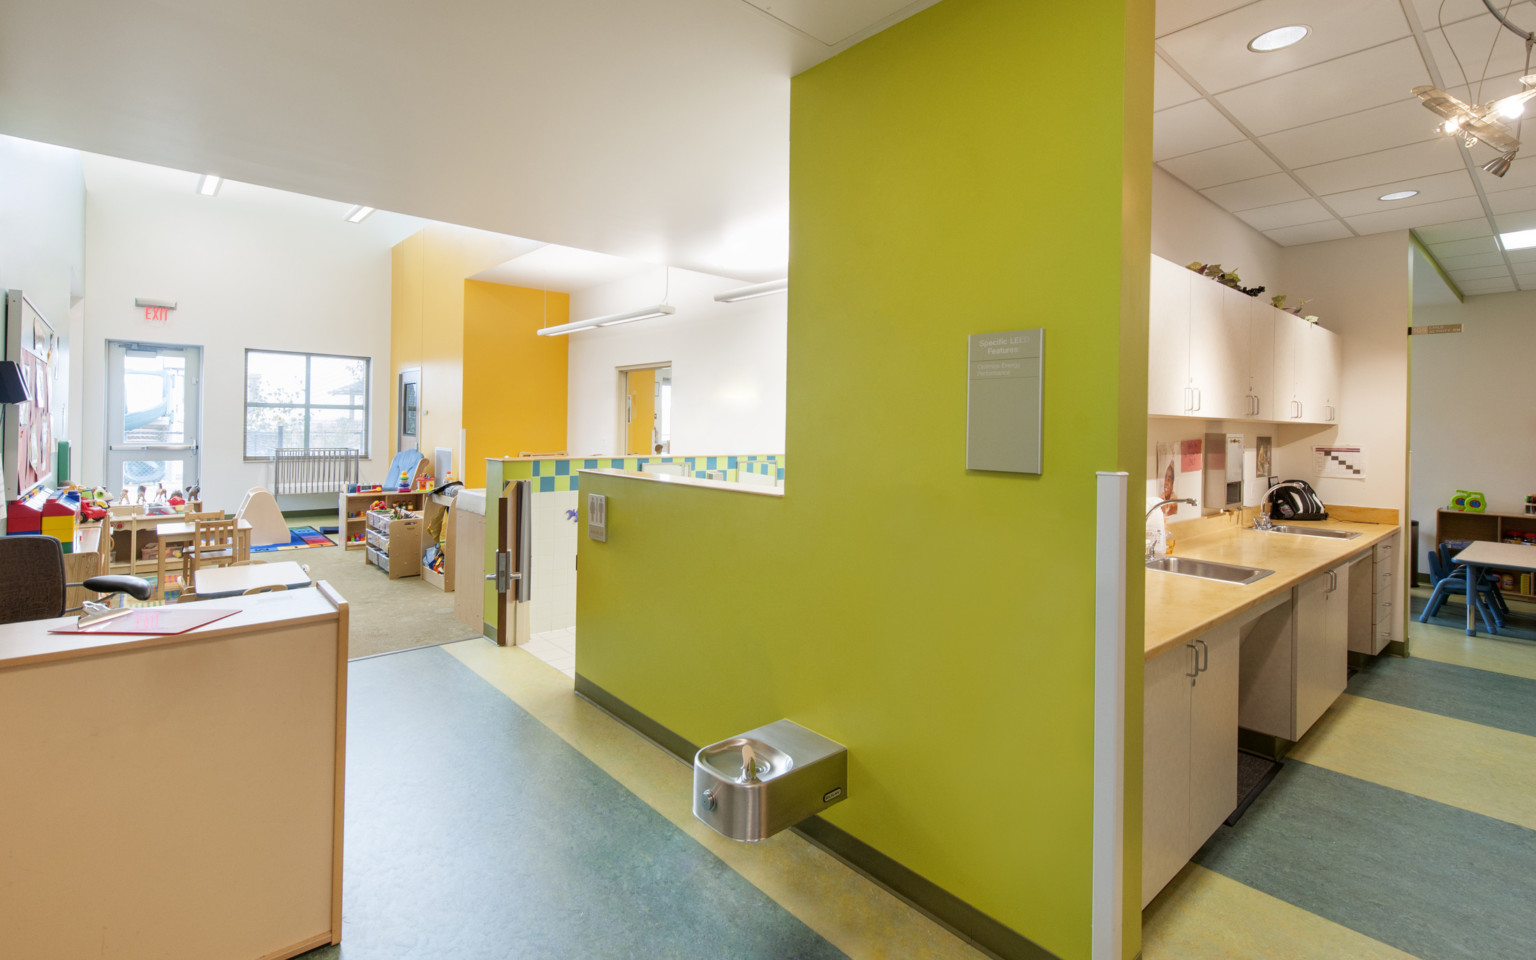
[[1186, 643, 1199, 679], [1195, 637, 1209, 673], [1194, 387, 1202, 411]]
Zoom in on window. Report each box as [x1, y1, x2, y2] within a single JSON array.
[[244, 349, 370, 458]]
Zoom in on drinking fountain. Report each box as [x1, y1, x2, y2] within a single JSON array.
[[692, 719, 848, 842]]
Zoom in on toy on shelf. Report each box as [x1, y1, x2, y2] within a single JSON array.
[[349, 483, 384, 495], [369, 499, 387, 514], [1450, 489, 1487, 512], [1527, 495, 1536, 516]]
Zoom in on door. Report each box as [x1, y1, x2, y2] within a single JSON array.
[[1273, 310, 1304, 420], [106, 341, 201, 500], [1187, 280, 1243, 419], [1188, 622, 1239, 843], [1142, 640, 1194, 907], [1147, 256, 1191, 416], [1246, 297, 1274, 419], [1294, 566, 1348, 737], [398, 368, 421, 453], [488, 479, 531, 646], [625, 367, 655, 455]]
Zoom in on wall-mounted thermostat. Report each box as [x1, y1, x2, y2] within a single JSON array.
[[966, 328, 1043, 474], [587, 493, 607, 541]]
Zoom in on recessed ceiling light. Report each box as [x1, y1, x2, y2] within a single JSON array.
[[1248, 25, 1309, 52], [344, 205, 375, 223], [196, 174, 222, 196], [1379, 190, 1419, 201], [1501, 228, 1536, 250]]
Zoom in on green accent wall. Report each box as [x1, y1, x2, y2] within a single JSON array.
[[577, 2, 1151, 957]]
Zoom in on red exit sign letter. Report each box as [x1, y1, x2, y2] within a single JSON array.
[[144, 306, 170, 322]]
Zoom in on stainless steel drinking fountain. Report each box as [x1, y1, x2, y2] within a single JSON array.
[[692, 719, 847, 842]]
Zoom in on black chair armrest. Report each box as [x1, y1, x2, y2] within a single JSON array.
[[80, 575, 154, 601]]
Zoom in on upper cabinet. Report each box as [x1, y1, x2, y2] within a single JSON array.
[[1148, 254, 1339, 425]]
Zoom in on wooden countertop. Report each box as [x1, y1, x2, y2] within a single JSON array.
[[1144, 519, 1398, 661], [0, 582, 345, 670]]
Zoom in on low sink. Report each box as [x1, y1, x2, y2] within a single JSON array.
[[1263, 524, 1361, 540], [1146, 556, 1274, 585]]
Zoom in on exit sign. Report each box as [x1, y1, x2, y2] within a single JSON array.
[[144, 305, 171, 322]]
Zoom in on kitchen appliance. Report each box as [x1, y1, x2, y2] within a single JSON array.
[[1203, 433, 1244, 514]]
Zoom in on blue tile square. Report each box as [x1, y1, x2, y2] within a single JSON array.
[[584, 459, 598, 469], [555, 460, 571, 476], [539, 476, 555, 492], [570, 476, 581, 491]]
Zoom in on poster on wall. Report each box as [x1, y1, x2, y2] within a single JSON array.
[[1256, 436, 1272, 479], [1314, 443, 1367, 480]]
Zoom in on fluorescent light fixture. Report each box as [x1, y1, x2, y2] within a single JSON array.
[[713, 278, 788, 302], [1500, 228, 1536, 250], [196, 174, 222, 196], [535, 304, 675, 337], [1247, 25, 1309, 52], [1379, 190, 1419, 201], [345, 205, 375, 223]]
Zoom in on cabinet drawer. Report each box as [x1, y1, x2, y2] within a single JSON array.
[[1373, 598, 1394, 626], [365, 528, 389, 551]]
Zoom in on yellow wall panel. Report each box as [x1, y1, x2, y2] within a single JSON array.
[[625, 367, 654, 455]]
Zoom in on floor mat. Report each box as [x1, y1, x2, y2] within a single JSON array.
[[250, 525, 337, 552], [1226, 751, 1282, 826]]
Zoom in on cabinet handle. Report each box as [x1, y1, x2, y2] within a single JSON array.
[[1184, 386, 1193, 412], [1195, 637, 1209, 674], [1186, 643, 1199, 679], [1193, 387, 1202, 411]]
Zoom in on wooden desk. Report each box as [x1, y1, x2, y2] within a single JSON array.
[[154, 518, 253, 600], [1454, 540, 1536, 637], [196, 560, 312, 599], [0, 585, 349, 960]]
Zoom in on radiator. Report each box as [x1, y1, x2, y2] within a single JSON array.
[[273, 447, 360, 495]]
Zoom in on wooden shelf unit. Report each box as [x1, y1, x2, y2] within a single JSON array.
[[363, 509, 421, 580], [339, 489, 424, 551], [1435, 508, 1536, 601]]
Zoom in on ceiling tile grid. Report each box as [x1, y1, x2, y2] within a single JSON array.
[[1154, 0, 1536, 295]]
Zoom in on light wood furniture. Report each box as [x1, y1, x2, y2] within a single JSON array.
[[1142, 619, 1238, 907], [364, 509, 421, 579], [1238, 562, 1350, 742], [1435, 508, 1536, 601], [1348, 532, 1397, 655], [153, 518, 253, 601], [421, 491, 457, 591], [180, 518, 239, 598], [196, 560, 312, 599], [0, 585, 349, 960], [339, 488, 424, 551], [237, 486, 292, 547], [1452, 540, 1536, 636], [62, 521, 109, 610]]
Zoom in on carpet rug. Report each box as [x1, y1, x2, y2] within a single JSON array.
[[250, 525, 337, 553]]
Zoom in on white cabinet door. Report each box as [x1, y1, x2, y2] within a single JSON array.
[[1317, 330, 1342, 423], [1295, 323, 1340, 424], [1149, 256, 1192, 417], [1188, 283, 1245, 420], [1189, 622, 1239, 844], [1142, 641, 1195, 908], [1295, 565, 1349, 736], [1273, 310, 1305, 421], [1246, 299, 1275, 420]]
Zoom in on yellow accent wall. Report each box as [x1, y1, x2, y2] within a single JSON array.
[[390, 225, 568, 487], [576, 2, 1151, 958], [462, 280, 570, 486], [625, 367, 655, 455]]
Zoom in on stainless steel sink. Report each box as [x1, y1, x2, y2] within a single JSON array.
[[1263, 524, 1361, 540], [1146, 556, 1274, 585]]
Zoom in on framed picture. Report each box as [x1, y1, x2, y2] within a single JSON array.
[[1256, 436, 1272, 479]]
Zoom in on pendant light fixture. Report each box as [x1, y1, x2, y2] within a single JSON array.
[[713, 278, 788, 302]]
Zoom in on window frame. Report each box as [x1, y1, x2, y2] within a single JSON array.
[[242, 347, 371, 460]]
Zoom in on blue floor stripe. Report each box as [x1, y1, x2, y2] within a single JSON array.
[[1193, 761, 1536, 960], [299, 646, 846, 960], [1347, 653, 1536, 739]]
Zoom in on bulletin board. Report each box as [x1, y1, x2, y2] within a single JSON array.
[[4, 291, 59, 497]]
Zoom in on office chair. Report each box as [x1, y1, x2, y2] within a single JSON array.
[[0, 535, 153, 625]]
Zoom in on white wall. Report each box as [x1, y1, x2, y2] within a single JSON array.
[[565, 267, 786, 455], [0, 135, 85, 496], [1152, 166, 1285, 296], [1411, 289, 1536, 566], [81, 154, 424, 512]]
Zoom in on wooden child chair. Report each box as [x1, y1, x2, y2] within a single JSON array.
[[181, 518, 239, 594]]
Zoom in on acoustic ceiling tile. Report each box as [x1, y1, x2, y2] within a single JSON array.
[[1487, 186, 1536, 215], [1217, 38, 1432, 136], [1159, 140, 1282, 189], [1414, 217, 1493, 243], [1422, 25, 1534, 95], [1158, 0, 1410, 94], [1456, 276, 1518, 294], [1448, 264, 1515, 281], [1260, 99, 1440, 168], [1204, 171, 1310, 210], [1235, 197, 1334, 230], [1264, 219, 1353, 246], [1406, 0, 1495, 30], [1344, 195, 1485, 233], [1435, 251, 1509, 270], [1156, 0, 1257, 38], [1292, 138, 1466, 196], [1428, 235, 1499, 258], [1154, 55, 1201, 111], [1153, 99, 1246, 160], [1482, 156, 1536, 194], [1493, 209, 1536, 232], [1320, 169, 1474, 217]]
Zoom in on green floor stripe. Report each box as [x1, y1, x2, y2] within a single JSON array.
[[1348, 652, 1536, 739], [1193, 761, 1536, 960]]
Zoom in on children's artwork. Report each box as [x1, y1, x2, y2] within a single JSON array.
[[1179, 439, 1202, 473], [1314, 443, 1366, 480], [1256, 436, 1272, 479]]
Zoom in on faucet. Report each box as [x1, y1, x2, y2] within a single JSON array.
[[739, 742, 761, 784], [1146, 498, 1196, 520], [1255, 481, 1308, 529]]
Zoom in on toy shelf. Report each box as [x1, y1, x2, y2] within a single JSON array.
[[1436, 508, 1536, 602], [339, 489, 424, 551]]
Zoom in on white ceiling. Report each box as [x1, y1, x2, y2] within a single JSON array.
[[470, 244, 658, 293], [0, 0, 940, 285], [1156, 0, 1536, 295]]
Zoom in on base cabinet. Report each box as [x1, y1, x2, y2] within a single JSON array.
[[1142, 621, 1238, 907], [1349, 532, 1398, 655], [1239, 566, 1349, 741]]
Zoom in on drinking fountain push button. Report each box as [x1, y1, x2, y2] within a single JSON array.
[[691, 719, 848, 842]]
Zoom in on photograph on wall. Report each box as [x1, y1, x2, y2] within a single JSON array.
[[1256, 436, 1272, 479]]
